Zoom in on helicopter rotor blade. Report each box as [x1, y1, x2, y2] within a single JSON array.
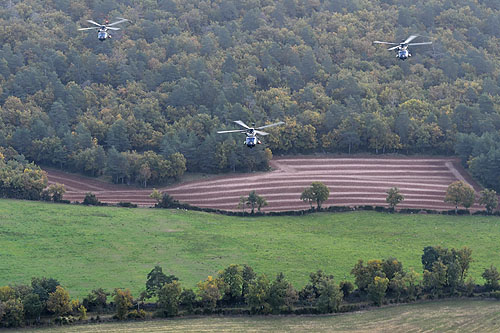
[[78, 27, 98, 31], [217, 129, 247, 134], [86, 20, 102, 27], [106, 27, 120, 31], [107, 18, 129, 27], [403, 35, 418, 44], [387, 46, 399, 51], [373, 41, 398, 45], [233, 120, 251, 129], [256, 121, 285, 129], [255, 130, 269, 136], [407, 42, 432, 46]]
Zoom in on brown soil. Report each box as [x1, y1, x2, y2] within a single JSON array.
[[45, 157, 484, 212]]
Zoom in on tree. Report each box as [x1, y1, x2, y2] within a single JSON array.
[[179, 289, 196, 314], [46, 183, 66, 202], [386, 187, 404, 210], [268, 273, 296, 313], [246, 191, 258, 214], [444, 181, 476, 213], [482, 265, 500, 291], [423, 261, 448, 297], [301, 182, 330, 209], [317, 278, 343, 313], [300, 187, 314, 208], [22, 293, 43, 322], [243, 191, 268, 214], [46, 286, 72, 316], [157, 281, 182, 317], [138, 164, 151, 188], [1, 299, 24, 328], [0, 287, 14, 302], [146, 266, 178, 298], [350, 259, 385, 291], [242, 265, 257, 299], [113, 289, 133, 320], [256, 195, 268, 212], [106, 147, 129, 184], [31, 277, 59, 304], [367, 276, 389, 306], [479, 189, 498, 214], [218, 264, 243, 303], [197, 276, 221, 312], [453, 247, 473, 282], [106, 119, 131, 152], [83, 288, 109, 313], [299, 270, 335, 305], [246, 274, 271, 314]]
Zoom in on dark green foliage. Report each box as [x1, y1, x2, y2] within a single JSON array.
[[82, 193, 100, 206], [22, 293, 43, 321], [0, 0, 498, 187], [479, 189, 499, 214], [30, 277, 59, 305], [299, 270, 335, 304], [316, 278, 342, 313], [339, 281, 354, 299], [482, 266, 500, 291], [179, 289, 196, 314], [83, 288, 109, 313], [145, 266, 178, 298], [218, 264, 244, 303], [157, 281, 182, 317]]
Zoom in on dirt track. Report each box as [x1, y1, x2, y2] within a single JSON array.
[[46, 156, 484, 212]]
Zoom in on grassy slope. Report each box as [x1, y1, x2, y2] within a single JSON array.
[[11, 299, 500, 332], [2, 199, 500, 298]]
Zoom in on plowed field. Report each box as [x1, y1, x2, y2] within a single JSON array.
[[46, 156, 483, 212]]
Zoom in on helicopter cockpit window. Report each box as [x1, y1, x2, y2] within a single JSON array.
[[98, 32, 106, 39]]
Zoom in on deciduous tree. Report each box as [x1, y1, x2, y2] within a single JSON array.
[[479, 189, 498, 214], [445, 181, 476, 213], [46, 286, 72, 316], [386, 187, 404, 210]]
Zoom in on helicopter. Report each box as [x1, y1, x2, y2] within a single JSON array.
[[217, 120, 285, 148], [373, 35, 432, 60], [78, 18, 129, 41]]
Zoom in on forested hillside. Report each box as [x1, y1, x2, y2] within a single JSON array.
[[1, 0, 500, 188]]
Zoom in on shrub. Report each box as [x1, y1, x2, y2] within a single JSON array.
[[117, 202, 137, 208], [127, 309, 146, 319], [82, 193, 100, 206]]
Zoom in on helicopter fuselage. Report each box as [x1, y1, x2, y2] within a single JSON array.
[[98, 28, 109, 41], [245, 129, 261, 148], [396, 46, 410, 60]]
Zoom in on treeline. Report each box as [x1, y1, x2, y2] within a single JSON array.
[[0, 0, 500, 183], [3, 245, 500, 328]]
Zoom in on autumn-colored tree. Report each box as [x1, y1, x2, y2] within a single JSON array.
[[444, 181, 476, 213], [196, 276, 221, 311], [113, 289, 133, 320], [46, 286, 72, 316], [46, 183, 66, 202], [157, 281, 182, 317], [367, 276, 389, 306]]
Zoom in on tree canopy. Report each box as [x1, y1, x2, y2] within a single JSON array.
[[0, 0, 499, 187]]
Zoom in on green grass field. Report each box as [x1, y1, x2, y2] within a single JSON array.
[[2, 199, 500, 298], [10, 299, 500, 332]]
